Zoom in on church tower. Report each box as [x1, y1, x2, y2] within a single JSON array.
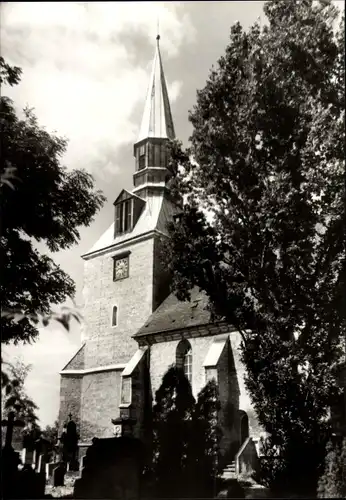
[[58, 36, 179, 447], [132, 34, 175, 200]]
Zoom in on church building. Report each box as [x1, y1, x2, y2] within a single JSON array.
[[59, 35, 262, 464]]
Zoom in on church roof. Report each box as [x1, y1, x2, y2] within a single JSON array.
[[83, 194, 177, 257], [137, 35, 175, 143], [134, 287, 214, 337]]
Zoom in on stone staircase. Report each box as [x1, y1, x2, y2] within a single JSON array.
[[221, 461, 236, 479]]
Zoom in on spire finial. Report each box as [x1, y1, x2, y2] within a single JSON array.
[[156, 15, 160, 43]]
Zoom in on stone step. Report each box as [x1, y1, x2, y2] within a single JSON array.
[[221, 461, 237, 479], [224, 462, 236, 472]]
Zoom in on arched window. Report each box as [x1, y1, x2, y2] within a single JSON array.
[[176, 339, 192, 384], [112, 306, 118, 327]]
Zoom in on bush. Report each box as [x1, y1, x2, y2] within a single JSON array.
[[317, 437, 346, 498]]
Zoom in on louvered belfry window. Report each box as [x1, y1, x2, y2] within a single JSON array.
[[115, 199, 133, 234], [138, 144, 146, 170], [115, 203, 123, 233], [124, 200, 132, 232]]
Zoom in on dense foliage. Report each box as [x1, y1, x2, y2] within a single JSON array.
[[189, 380, 222, 497], [317, 437, 346, 498], [0, 57, 105, 344], [164, 0, 345, 494], [152, 367, 222, 498]]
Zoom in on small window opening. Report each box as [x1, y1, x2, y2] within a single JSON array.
[[112, 306, 118, 327]]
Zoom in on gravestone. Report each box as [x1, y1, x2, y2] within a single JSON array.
[[38, 452, 49, 474], [79, 454, 88, 475], [67, 457, 80, 471], [33, 436, 50, 470], [22, 448, 34, 467], [52, 463, 66, 487], [32, 449, 37, 469], [46, 462, 57, 479], [74, 436, 144, 499], [1, 412, 25, 450], [19, 464, 46, 498]]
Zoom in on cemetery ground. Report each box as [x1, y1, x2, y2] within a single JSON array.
[[45, 470, 77, 498]]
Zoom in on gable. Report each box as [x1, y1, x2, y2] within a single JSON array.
[[61, 344, 85, 371], [113, 189, 144, 206]]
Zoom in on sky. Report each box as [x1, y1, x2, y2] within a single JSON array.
[[1, 1, 344, 428]]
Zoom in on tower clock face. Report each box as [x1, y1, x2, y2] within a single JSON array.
[[115, 257, 129, 280]]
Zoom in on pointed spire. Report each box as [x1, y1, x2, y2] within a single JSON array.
[[137, 36, 175, 143]]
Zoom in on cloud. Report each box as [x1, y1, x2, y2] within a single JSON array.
[[1, 2, 196, 176]]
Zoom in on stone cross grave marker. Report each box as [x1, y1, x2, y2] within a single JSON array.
[[1, 411, 25, 450]]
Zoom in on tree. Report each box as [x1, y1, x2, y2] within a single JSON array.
[[42, 419, 59, 446], [0, 57, 106, 344], [152, 365, 195, 498], [164, 0, 345, 494], [1, 359, 41, 449]]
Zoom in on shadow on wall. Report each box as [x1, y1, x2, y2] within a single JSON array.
[[80, 421, 113, 444]]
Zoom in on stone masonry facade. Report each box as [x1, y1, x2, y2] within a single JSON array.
[[59, 232, 173, 441]]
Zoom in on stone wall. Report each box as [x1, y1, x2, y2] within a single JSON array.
[[81, 235, 172, 370], [82, 237, 156, 369], [59, 375, 82, 431], [149, 335, 217, 401], [80, 370, 122, 441]]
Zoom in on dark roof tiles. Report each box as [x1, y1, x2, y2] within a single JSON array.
[[135, 287, 213, 337]]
